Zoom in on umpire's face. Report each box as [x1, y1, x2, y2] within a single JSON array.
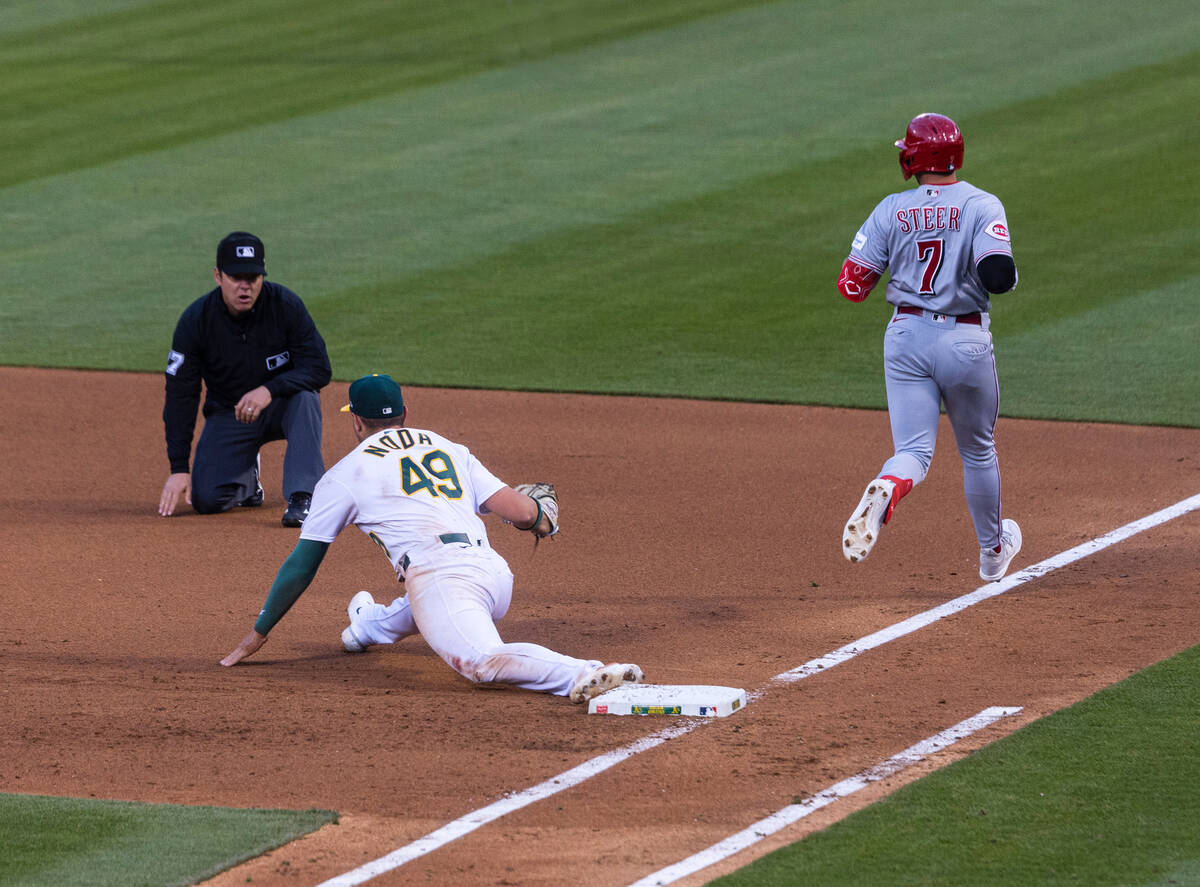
[[214, 269, 264, 316]]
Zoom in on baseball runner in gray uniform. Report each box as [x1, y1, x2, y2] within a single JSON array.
[[837, 113, 1023, 581]]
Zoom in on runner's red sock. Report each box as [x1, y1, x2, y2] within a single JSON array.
[[880, 475, 913, 524]]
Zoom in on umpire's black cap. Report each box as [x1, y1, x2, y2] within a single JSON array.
[[216, 231, 266, 276]]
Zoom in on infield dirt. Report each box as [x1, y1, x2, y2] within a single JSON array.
[[2, 367, 1198, 886]]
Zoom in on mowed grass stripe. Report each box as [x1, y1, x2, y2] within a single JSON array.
[[0, 0, 159, 34], [0, 0, 764, 188]]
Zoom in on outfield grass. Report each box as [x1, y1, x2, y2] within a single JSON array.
[[2, 1, 1198, 884], [2, 0, 1197, 425]]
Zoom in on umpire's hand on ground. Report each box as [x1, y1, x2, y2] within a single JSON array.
[[221, 630, 267, 667], [158, 472, 191, 516], [235, 386, 273, 424]]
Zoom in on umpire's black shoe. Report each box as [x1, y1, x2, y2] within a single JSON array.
[[282, 492, 311, 527]]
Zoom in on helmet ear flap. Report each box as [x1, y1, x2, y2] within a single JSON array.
[[895, 138, 917, 179]]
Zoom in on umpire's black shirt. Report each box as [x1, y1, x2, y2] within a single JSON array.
[[163, 281, 332, 474]]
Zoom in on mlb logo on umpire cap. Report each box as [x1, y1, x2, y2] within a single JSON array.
[[217, 231, 267, 276]]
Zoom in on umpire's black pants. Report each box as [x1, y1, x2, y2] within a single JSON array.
[[191, 389, 324, 514]]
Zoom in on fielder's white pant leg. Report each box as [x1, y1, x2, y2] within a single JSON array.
[[405, 551, 600, 696], [354, 593, 419, 645], [880, 318, 936, 485], [938, 326, 1003, 549]]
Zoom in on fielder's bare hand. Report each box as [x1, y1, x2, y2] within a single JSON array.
[[235, 386, 273, 424], [221, 630, 267, 666], [159, 472, 192, 516]]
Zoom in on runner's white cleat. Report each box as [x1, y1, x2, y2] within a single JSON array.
[[842, 477, 896, 563], [980, 519, 1022, 581]]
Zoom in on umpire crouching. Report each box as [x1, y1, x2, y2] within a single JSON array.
[[158, 231, 331, 527]]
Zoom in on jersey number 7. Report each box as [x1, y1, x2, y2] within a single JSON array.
[[916, 238, 944, 294]]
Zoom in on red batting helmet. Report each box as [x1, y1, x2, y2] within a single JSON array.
[[895, 113, 964, 179]]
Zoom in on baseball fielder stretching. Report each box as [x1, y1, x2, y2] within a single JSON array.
[[837, 113, 1022, 582], [221, 373, 643, 704]]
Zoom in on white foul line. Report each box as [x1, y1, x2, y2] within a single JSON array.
[[317, 722, 702, 887], [627, 706, 1023, 887], [773, 492, 1200, 685], [317, 492, 1200, 886]]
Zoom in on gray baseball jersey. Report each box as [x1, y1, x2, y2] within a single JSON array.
[[849, 180, 1013, 315], [841, 178, 1018, 554]]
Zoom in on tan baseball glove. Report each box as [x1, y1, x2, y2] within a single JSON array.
[[512, 482, 559, 539]]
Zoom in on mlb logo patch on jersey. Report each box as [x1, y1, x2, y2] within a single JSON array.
[[266, 351, 291, 371], [852, 230, 868, 251], [986, 219, 1010, 241]]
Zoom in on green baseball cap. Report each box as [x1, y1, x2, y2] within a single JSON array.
[[341, 373, 405, 418]]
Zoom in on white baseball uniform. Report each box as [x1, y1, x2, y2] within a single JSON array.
[[300, 425, 601, 695]]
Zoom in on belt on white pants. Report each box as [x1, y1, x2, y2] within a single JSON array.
[[398, 533, 483, 575]]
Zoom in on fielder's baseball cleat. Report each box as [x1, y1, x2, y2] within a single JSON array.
[[341, 626, 369, 654], [282, 491, 311, 527], [842, 477, 896, 563], [347, 590, 376, 619], [569, 663, 644, 703], [341, 591, 376, 653], [979, 518, 1022, 581]]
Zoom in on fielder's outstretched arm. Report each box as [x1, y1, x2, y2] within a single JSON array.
[[485, 484, 559, 538], [483, 486, 540, 526], [220, 539, 330, 666]]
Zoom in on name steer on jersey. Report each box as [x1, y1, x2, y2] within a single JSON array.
[[219, 373, 643, 705], [894, 205, 961, 233], [836, 113, 1024, 582]]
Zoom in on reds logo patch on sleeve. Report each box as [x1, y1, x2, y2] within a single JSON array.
[[986, 219, 1011, 241]]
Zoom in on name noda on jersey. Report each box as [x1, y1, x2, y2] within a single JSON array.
[[358, 428, 476, 506]]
